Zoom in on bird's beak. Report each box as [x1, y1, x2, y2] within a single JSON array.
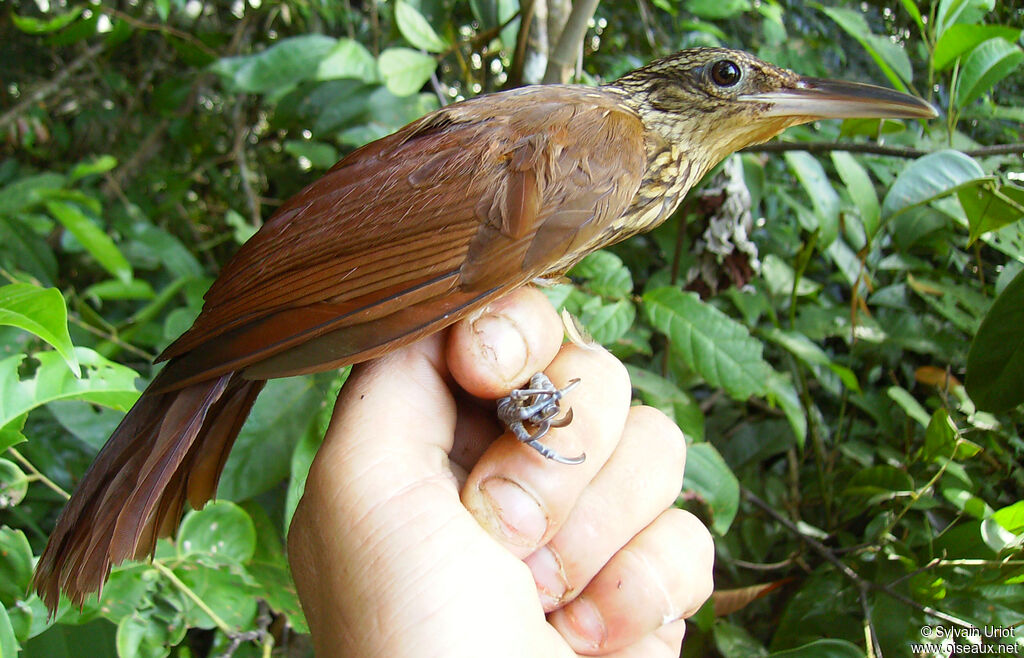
[[740, 77, 938, 120]]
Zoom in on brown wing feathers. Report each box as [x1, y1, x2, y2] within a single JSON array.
[[34, 86, 648, 611]]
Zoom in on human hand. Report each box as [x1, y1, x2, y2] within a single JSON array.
[[287, 287, 714, 657]]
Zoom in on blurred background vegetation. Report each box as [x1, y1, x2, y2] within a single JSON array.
[[1, 0, 1022, 656]]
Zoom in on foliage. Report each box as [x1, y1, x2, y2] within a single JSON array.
[[1, 0, 1022, 656]]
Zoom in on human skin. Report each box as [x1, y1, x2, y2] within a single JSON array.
[[287, 287, 714, 657]]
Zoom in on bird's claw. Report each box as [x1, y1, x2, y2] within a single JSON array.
[[496, 373, 585, 465]]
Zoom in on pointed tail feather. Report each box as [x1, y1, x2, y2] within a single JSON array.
[[33, 372, 263, 612]]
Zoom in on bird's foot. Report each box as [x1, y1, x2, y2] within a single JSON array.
[[496, 373, 585, 465]]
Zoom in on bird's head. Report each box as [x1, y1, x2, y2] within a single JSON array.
[[611, 47, 936, 164]]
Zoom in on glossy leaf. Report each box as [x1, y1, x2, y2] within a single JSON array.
[[0, 527, 34, 605], [881, 150, 985, 219], [68, 155, 117, 182], [378, 48, 437, 96], [683, 442, 739, 534], [933, 24, 1022, 71], [177, 501, 256, 563], [991, 500, 1024, 534], [923, 409, 958, 462], [955, 38, 1024, 107], [644, 287, 771, 400], [315, 38, 378, 83], [0, 348, 140, 430], [0, 604, 16, 658], [887, 385, 931, 428], [45, 200, 132, 284], [831, 151, 880, 239], [10, 8, 82, 34], [958, 180, 1024, 243], [685, 0, 751, 19], [395, 0, 450, 52], [786, 152, 839, 246], [818, 7, 911, 90], [966, 267, 1024, 412], [625, 364, 705, 441], [0, 284, 79, 376], [210, 35, 338, 93], [0, 459, 28, 508]]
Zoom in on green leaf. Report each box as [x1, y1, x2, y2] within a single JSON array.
[[683, 443, 739, 534], [762, 327, 860, 393], [644, 287, 771, 400], [395, 0, 450, 52], [0, 284, 79, 376], [769, 639, 866, 658], [0, 459, 28, 508], [881, 150, 985, 220], [68, 155, 117, 183], [82, 279, 156, 302], [315, 38, 378, 83], [0, 604, 17, 658], [0, 527, 33, 606], [245, 502, 308, 633], [217, 376, 327, 501], [0, 173, 66, 215], [11, 8, 83, 34], [571, 250, 633, 298], [831, 152, 880, 239], [817, 6, 911, 90], [933, 24, 1023, 71], [844, 464, 914, 500], [0, 348, 140, 430], [45, 200, 132, 283], [116, 611, 174, 658], [378, 48, 437, 96], [625, 365, 705, 441], [966, 267, 1024, 412], [283, 140, 339, 169], [209, 35, 338, 93], [958, 180, 1024, 244], [174, 562, 258, 629], [785, 152, 839, 246], [177, 501, 256, 563], [955, 38, 1024, 108], [579, 299, 635, 346], [991, 500, 1024, 534], [684, 0, 751, 19], [886, 386, 931, 428], [923, 408, 957, 462], [765, 371, 807, 448]]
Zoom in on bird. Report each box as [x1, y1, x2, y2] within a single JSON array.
[[33, 47, 936, 612]]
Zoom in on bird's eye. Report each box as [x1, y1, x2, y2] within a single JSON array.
[[710, 59, 742, 87]]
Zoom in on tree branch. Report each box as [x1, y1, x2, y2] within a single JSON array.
[[0, 41, 106, 132], [742, 487, 979, 632], [745, 141, 1024, 159], [542, 0, 600, 84]]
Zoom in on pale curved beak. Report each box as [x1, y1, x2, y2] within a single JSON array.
[[740, 77, 937, 120]]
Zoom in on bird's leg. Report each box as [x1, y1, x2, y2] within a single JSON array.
[[496, 374, 585, 465]]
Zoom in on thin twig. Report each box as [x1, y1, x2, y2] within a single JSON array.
[[745, 141, 1024, 159], [7, 448, 71, 500], [743, 487, 979, 631], [102, 7, 218, 58], [0, 42, 106, 132], [151, 560, 236, 636], [231, 99, 262, 228]]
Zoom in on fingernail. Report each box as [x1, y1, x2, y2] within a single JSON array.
[[478, 477, 547, 546], [564, 596, 606, 649], [471, 314, 528, 384], [524, 546, 569, 610]]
